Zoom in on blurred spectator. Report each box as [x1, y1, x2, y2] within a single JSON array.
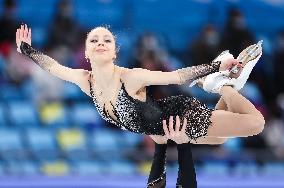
[[46, 0, 83, 51], [220, 8, 255, 57], [0, 0, 19, 57], [262, 102, 284, 160], [131, 33, 182, 99], [133, 32, 167, 69], [44, 0, 86, 75], [0, 0, 33, 86], [273, 30, 284, 93], [5, 47, 32, 86], [133, 32, 183, 71], [190, 24, 221, 66]]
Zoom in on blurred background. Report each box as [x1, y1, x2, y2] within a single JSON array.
[[0, 0, 284, 187]]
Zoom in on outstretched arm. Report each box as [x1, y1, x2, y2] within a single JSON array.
[[16, 24, 89, 93], [124, 61, 222, 87], [124, 57, 240, 88]]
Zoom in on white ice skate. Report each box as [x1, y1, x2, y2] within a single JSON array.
[[202, 40, 263, 93], [189, 50, 234, 87]]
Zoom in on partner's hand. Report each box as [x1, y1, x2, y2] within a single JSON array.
[[163, 116, 190, 144]]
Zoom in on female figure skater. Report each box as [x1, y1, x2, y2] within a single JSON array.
[[15, 24, 265, 144], [148, 115, 197, 188]]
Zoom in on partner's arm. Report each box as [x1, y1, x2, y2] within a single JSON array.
[[147, 143, 167, 188], [176, 143, 197, 188]]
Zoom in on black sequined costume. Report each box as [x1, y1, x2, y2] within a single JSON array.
[[20, 41, 220, 141], [89, 77, 215, 141]]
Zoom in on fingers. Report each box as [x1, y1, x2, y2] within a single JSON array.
[[237, 63, 244, 68], [168, 116, 174, 133], [18, 24, 30, 38], [226, 59, 239, 69], [19, 25, 23, 39], [23, 24, 26, 38], [182, 117, 187, 132], [16, 29, 20, 41], [162, 119, 170, 138], [28, 28, 32, 40], [232, 59, 240, 65], [21, 24, 25, 38], [175, 115, 180, 132], [24, 24, 28, 38]]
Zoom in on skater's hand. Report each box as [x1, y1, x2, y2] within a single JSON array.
[[163, 116, 190, 144], [219, 58, 240, 72], [16, 24, 31, 53]]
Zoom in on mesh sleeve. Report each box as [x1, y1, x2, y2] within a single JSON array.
[[175, 61, 221, 85]]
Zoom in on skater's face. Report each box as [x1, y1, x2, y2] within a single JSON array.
[[85, 27, 117, 63]]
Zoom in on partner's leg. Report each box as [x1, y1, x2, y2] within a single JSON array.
[[207, 86, 265, 137]]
